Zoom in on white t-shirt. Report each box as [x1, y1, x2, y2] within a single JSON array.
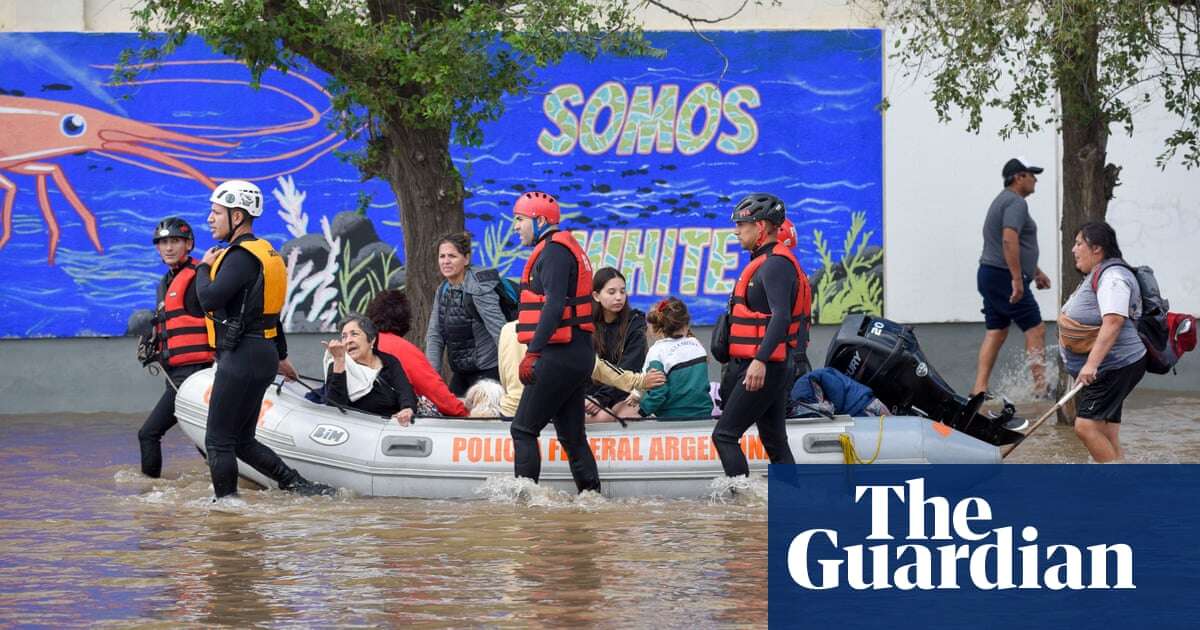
[[1096, 270, 1137, 318]]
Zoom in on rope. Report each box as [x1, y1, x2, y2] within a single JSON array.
[[840, 414, 885, 464]]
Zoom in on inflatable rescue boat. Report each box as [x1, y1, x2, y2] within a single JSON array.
[[174, 367, 1000, 499]]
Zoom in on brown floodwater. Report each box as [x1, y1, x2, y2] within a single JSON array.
[[1002, 389, 1200, 463], [1, 390, 1197, 626]]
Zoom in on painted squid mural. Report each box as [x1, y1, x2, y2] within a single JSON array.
[[0, 60, 355, 266], [0, 93, 231, 263]]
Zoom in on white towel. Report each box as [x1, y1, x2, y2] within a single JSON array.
[[324, 350, 380, 402]]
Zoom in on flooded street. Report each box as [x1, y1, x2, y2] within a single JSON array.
[[2, 391, 1198, 626], [0, 412, 768, 627], [1003, 390, 1200, 463]]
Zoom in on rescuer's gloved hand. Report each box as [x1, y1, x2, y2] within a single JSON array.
[[519, 352, 540, 386]]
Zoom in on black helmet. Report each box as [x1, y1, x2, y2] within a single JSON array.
[[730, 193, 786, 225], [153, 217, 195, 243]]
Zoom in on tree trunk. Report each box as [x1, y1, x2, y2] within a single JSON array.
[[382, 121, 465, 348], [1053, 8, 1116, 424]]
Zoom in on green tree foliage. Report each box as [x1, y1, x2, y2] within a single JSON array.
[[878, 1, 1200, 164], [123, 0, 656, 342]]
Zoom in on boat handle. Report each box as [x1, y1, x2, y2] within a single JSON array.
[[803, 433, 844, 454], [382, 436, 432, 458]]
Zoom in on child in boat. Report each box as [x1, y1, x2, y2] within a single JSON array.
[[632, 298, 713, 419]]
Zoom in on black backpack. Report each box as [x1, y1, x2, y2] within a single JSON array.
[[465, 268, 520, 323]]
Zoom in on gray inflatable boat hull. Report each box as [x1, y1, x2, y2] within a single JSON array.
[[174, 367, 998, 498]]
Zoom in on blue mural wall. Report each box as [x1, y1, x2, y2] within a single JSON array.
[[0, 31, 882, 338]]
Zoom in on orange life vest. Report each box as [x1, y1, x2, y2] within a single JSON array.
[[517, 230, 595, 344], [156, 259, 216, 368], [728, 242, 812, 362]]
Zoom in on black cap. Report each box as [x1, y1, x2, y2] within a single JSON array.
[[1002, 156, 1044, 178]]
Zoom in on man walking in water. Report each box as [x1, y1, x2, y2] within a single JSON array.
[[196, 180, 333, 498], [713, 193, 809, 477], [138, 217, 214, 477], [509, 191, 600, 493], [972, 157, 1051, 397]]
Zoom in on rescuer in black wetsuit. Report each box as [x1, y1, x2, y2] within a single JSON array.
[[713, 193, 811, 477], [195, 180, 333, 498], [509, 191, 601, 493], [138, 217, 214, 477]]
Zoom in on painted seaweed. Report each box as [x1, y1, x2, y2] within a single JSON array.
[[810, 211, 883, 324], [337, 241, 403, 316], [480, 215, 528, 278]]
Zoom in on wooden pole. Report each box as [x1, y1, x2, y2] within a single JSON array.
[[1002, 382, 1086, 459]]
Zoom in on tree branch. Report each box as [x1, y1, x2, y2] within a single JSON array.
[[639, 0, 751, 25]]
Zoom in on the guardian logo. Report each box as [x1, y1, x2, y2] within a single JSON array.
[[787, 478, 1135, 591]]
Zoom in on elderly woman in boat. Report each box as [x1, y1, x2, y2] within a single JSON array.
[[324, 313, 417, 426]]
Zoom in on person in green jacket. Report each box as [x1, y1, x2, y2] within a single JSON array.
[[634, 297, 714, 419]]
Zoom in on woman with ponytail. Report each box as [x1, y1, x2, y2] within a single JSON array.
[[634, 298, 713, 419]]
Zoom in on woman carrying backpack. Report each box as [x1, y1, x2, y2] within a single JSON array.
[[425, 232, 508, 395], [585, 267, 648, 421], [1058, 221, 1147, 462]]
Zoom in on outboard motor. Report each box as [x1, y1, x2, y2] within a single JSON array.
[[825, 315, 1024, 447]]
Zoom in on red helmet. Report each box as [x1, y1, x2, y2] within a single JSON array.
[[513, 191, 560, 224], [778, 218, 798, 248]]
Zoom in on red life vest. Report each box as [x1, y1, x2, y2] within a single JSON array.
[[157, 259, 216, 368], [517, 230, 595, 344], [728, 243, 812, 362]]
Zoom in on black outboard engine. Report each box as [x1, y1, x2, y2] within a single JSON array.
[[825, 315, 1024, 447]]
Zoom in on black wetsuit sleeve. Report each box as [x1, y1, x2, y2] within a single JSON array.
[[756, 256, 798, 363], [194, 248, 258, 312], [183, 273, 204, 316], [621, 314, 648, 371], [274, 325, 288, 360], [528, 242, 573, 354]]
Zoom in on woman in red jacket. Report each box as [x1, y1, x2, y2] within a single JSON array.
[[366, 289, 469, 417]]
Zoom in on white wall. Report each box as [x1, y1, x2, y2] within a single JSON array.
[[1106, 106, 1200, 315], [639, 0, 877, 29], [881, 53, 1061, 323], [5, 0, 1198, 322], [881, 40, 1200, 322], [0, 0, 130, 31]]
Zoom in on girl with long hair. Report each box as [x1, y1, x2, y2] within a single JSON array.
[[585, 267, 647, 421]]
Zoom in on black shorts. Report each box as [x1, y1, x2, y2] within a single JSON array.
[[977, 264, 1042, 331], [1075, 355, 1148, 423]]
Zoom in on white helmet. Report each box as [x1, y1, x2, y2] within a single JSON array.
[[209, 180, 264, 217]]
